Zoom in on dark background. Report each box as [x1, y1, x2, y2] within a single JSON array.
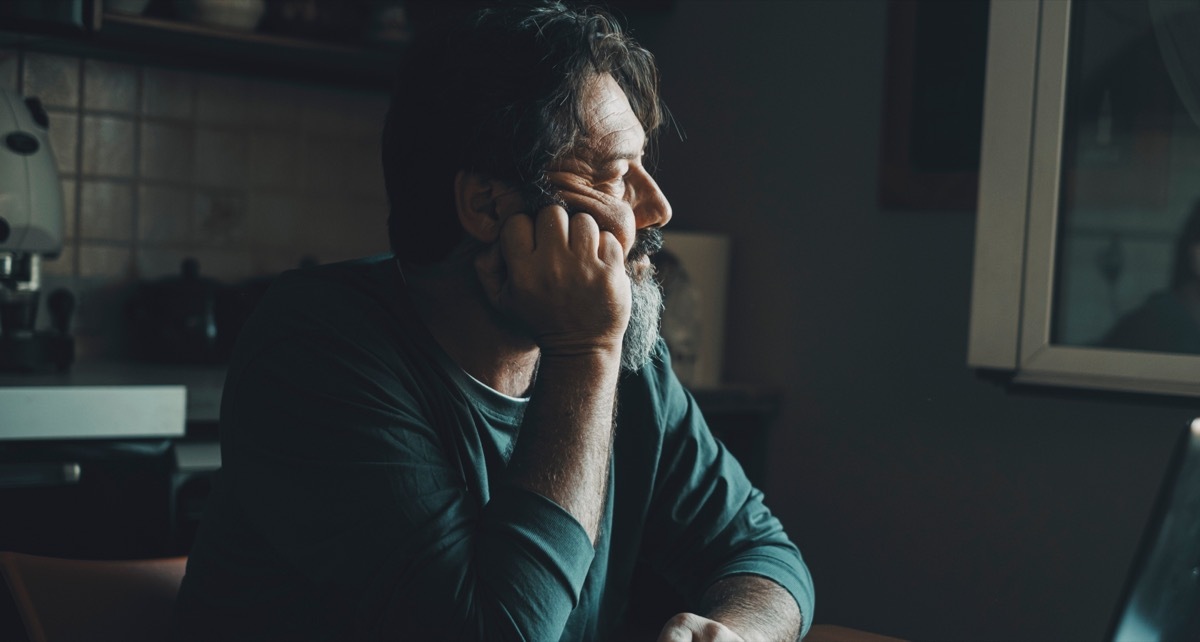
[[634, 1, 1194, 640], [2, 1, 1195, 639]]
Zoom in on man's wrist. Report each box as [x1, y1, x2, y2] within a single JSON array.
[[536, 344, 624, 378], [701, 576, 802, 642], [536, 336, 624, 362]]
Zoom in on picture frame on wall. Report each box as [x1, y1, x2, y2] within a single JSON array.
[[877, 0, 990, 211]]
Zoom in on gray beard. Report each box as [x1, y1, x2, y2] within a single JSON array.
[[621, 262, 663, 372]]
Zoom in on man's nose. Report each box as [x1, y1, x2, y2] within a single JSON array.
[[633, 168, 672, 230]]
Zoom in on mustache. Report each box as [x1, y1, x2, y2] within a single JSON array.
[[629, 227, 663, 262]]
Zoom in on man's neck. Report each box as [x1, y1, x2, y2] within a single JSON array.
[[402, 254, 541, 398]]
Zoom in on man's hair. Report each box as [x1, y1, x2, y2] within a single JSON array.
[[381, 1, 666, 265]]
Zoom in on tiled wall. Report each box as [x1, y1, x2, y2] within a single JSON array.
[[0, 48, 392, 358]]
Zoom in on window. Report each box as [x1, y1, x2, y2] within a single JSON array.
[[968, 0, 1200, 396]]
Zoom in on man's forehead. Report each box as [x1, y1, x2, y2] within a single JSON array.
[[579, 74, 646, 162]]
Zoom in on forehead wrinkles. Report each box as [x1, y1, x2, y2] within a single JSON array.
[[578, 74, 644, 160]]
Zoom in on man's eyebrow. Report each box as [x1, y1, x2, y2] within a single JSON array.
[[597, 140, 648, 165]]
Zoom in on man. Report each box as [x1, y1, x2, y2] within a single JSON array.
[[173, 2, 814, 640]]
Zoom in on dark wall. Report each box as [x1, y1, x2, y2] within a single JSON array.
[[645, 1, 1196, 639]]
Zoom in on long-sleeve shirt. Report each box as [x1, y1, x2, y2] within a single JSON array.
[[172, 254, 814, 641]]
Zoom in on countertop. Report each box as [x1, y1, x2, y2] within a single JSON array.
[[0, 360, 227, 424]]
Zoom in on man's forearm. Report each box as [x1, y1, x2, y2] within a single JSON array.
[[504, 350, 621, 543], [701, 575, 803, 642]]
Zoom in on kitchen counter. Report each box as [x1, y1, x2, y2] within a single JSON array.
[[0, 361, 774, 482], [0, 360, 227, 424]]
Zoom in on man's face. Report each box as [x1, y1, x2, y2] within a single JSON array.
[[506, 73, 673, 370], [538, 74, 672, 256]]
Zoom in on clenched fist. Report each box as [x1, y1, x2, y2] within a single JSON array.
[[658, 613, 747, 642], [475, 203, 631, 358]]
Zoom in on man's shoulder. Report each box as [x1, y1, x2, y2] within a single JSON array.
[[256, 254, 406, 325], [232, 253, 423, 364], [270, 253, 398, 299]]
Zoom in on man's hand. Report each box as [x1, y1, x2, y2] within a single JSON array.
[[657, 613, 746, 642], [475, 203, 630, 356]]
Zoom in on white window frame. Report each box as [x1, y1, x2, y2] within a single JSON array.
[[968, 0, 1200, 397]]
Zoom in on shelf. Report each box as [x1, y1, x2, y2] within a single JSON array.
[[0, 9, 405, 90], [96, 12, 405, 87], [0, 1, 679, 91]]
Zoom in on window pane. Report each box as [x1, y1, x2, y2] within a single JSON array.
[[1053, 0, 1200, 354]]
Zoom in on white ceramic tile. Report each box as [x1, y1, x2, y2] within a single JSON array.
[[294, 194, 384, 259], [342, 137, 385, 197], [0, 50, 18, 93], [79, 180, 134, 241], [194, 73, 249, 126], [137, 248, 193, 280], [60, 177, 77, 241], [193, 128, 247, 188], [141, 67, 195, 120], [138, 185, 193, 244], [345, 91, 390, 138], [78, 243, 133, 278], [299, 135, 347, 194], [140, 121, 194, 182], [22, 53, 80, 109], [82, 59, 139, 113], [302, 87, 389, 138], [341, 196, 390, 254], [246, 132, 304, 188], [188, 248, 253, 281], [46, 110, 79, 176], [81, 115, 136, 177], [243, 79, 307, 129], [193, 190, 248, 245], [245, 192, 298, 248], [290, 194, 332, 260], [40, 244, 76, 277], [250, 250, 304, 277]]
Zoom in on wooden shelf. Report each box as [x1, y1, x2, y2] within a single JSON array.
[[0, 9, 405, 90], [94, 12, 405, 87], [0, 1, 679, 90]]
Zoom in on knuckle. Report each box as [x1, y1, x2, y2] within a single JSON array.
[[669, 612, 698, 628]]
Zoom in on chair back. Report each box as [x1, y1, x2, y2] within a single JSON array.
[[0, 551, 187, 642]]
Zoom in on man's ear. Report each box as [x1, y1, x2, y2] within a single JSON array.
[[454, 170, 508, 243]]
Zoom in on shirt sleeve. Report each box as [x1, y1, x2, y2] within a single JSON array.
[[637, 341, 815, 637], [218, 272, 595, 641]]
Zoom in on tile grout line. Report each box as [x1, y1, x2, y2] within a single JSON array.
[[131, 62, 144, 280], [70, 53, 84, 281]]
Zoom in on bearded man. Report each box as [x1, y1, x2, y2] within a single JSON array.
[[173, 3, 813, 640]]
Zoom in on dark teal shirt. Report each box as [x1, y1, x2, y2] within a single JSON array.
[[174, 255, 813, 641]]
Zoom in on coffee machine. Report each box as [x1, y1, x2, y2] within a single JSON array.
[[0, 87, 74, 372]]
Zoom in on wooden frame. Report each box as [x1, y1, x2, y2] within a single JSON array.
[[878, 0, 990, 211]]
